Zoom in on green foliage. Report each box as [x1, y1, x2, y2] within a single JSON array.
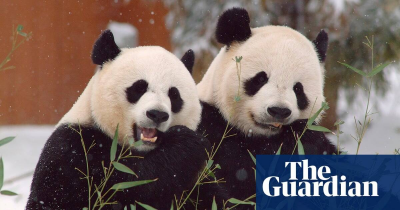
[[308, 125, 331, 133], [367, 62, 391, 77], [338, 36, 390, 155], [247, 150, 256, 165], [276, 143, 283, 155], [228, 198, 255, 205], [110, 124, 119, 162], [0, 158, 17, 196], [394, 148, 400, 155], [111, 180, 157, 190], [337, 62, 367, 77], [297, 139, 305, 155], [306, 101, 329, 127], [0, 25, 32, 72], [112, 162, 138, 178], [0, 158, 3, 190], [212, 197, 217, 210], [0, 190, 17, 196], [0, 137, 15, 147], [135, 201, 156, 210], [233, 56, 243, 102], [0, 137, 18, 196]]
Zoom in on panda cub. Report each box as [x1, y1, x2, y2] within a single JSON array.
[[197, 8, 337, 203], [27, 30, 210, 209]]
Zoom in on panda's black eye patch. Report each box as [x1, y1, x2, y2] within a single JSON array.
[[293, 82, 309, 110], [244, 71, 268, 96], [126, 79, 148, 104], [168, 87, 184, 113]]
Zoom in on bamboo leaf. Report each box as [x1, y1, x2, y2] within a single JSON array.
[[228, 198, 255, 205], [334, 120, 344, 126], [0, 190, 17, 196], [128, 138, 134, 146], [247, 150, 256, 165], [130, 204, 136, 210], [298, 140, 305, 155], [111, 179, 157, 190], [82, 208, 88, 210], [17, 31, 27, 37], [133, 140, 143, 148], [0, 66, 16, 71], [17, 25, 23, 32], [112, 162, 138, 178], [135, 201, 156, 210], [206, 160, 214, 169], [0, 158, 3, 190], [0, 137, 15, 147], [215, 164, 221, 169], [368, 62, 391, 77], [307, 102, 328, 126], [338, 62, 366, 76], [110, 124, 119, 161], [276, 143, 283, 155], [170, 201, 174, 210], [308, 125, 331, 133], [124, 206, 127, 210], [212, 196, 217, 210]]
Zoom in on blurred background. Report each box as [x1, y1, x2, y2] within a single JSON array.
[[0, 0, 399, 208]]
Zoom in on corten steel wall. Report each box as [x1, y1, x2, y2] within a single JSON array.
[[0, 0, 171, 125]]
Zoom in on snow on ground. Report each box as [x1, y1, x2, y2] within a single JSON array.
[[0, 125, 53, 210]]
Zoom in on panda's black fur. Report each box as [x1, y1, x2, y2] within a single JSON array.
[[197, 102, 337, 205], [26, 124, 210, 209]]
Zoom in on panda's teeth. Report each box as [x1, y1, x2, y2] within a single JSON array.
[[271, 123, 282, 128], [140, 133, 158, 143]]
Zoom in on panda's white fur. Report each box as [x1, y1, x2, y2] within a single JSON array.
[[197, 26, 325, 137], [60, 46, 201, 151]]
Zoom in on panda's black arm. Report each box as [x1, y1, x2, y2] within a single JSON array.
[[113, 125, 211, 209], [26, 125, 89, 209]]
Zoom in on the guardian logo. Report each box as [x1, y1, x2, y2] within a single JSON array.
[[263, 159, 378, 197]]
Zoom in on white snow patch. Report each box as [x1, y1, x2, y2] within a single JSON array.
[[0, 125, 54, 210]]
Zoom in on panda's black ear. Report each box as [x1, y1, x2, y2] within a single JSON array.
[[215, 7, 251, 46], [312, 30, 329, 63], [181, 49, 195, 74], [91, 30, 121, 66]]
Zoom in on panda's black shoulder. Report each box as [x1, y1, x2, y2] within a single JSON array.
[[39, 124, 112, 165], [198, 101, 228, 142]]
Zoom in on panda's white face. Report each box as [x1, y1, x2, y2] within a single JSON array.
[[90, 46, 201, 151], [198, 26, 325, 137]]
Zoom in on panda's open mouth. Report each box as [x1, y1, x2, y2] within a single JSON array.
[[133, 124, 158, 143], [250, 114, 283, 130]]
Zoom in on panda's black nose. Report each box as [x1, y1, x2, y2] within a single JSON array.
[[146, 110, 169, 124], [267, 107, 292, 119]]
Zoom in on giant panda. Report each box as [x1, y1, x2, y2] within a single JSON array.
[[26, 30, 210, 209], [196, 8, 337, 204]]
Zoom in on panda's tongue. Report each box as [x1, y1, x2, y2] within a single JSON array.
[[141, 128, 157, 138]]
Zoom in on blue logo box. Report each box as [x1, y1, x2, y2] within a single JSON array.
[[256, 155, 400, 209]]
